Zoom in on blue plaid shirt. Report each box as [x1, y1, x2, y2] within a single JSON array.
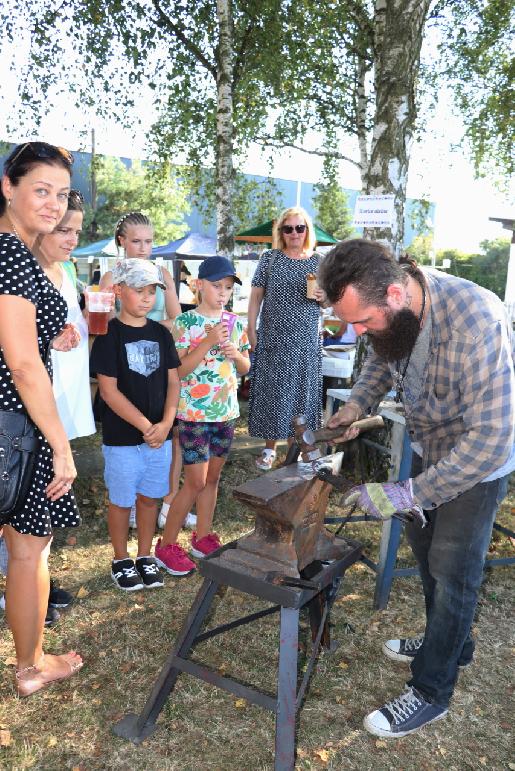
[[349, 269, 515, 510]]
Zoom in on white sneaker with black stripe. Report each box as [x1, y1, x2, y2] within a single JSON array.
[[135, 556, 163, 588], [111, 558, 144, 591], [384, 634, 473, 668], [364, 686, 448, 738], [383, 634, 424, 662]]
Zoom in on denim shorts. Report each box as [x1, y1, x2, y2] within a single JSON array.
[[178, 420, 235, 465], [102, 441, 172, 507]]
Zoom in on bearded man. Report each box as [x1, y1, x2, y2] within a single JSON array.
[[318, 239, 514, 738]]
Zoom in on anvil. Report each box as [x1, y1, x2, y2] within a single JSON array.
[[220, 452, 351, 579]]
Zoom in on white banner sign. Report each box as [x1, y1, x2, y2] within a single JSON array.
[[353, 194, 395, 228]]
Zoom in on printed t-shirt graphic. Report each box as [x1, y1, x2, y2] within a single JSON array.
[[125, 340, 160, 377]]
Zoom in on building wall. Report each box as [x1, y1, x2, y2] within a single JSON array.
[[0, 145, 433, 247]]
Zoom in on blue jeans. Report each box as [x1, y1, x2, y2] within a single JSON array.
[[405, 464, 508, 709]]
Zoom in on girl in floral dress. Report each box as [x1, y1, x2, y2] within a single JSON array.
[[154, 256, 250, 576]]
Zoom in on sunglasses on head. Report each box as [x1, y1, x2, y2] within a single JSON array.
[[280, 224, 307, 234], [68, 189, 84, 204], [8, 142, 74, 169]]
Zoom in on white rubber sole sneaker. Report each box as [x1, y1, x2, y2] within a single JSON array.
[[110, 573, 144, 591], [154, 557, 195, 577], [383, 635, 472, 668], [383, 635, 424, 662], [363, 687, 448, 738], [184, 512, 197, 529]]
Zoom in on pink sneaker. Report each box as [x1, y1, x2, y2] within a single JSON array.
[[155, 538, 196, 576], [190, 532, 222, 558]]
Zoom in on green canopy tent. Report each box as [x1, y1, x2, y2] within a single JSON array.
[[235, 220, 338, 245]]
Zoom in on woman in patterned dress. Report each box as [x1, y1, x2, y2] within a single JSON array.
[[247, 207, 325, 470], [0, 142, 83, 696]]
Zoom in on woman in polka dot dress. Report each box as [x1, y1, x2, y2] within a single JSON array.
[[0, 142, 83, 696], [247, 207, 326, 469]]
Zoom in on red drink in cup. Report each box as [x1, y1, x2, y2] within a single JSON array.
[[85, 288, 114, 335], [88, 310, 110, 335]]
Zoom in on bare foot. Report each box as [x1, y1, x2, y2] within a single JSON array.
[[16, 651, 83, 697]]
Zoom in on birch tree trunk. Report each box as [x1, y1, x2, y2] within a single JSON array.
[[215, 0, 235, 256], [364, 0, 430, 253], [356, 55, 370, 183]]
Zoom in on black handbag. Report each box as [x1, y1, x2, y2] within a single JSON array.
[[0, 411, 40, 526]]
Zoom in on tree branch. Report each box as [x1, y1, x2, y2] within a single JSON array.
[[151, 0, 217, 79], [255, 137, 361, 168], [233, 17, 255, 89]]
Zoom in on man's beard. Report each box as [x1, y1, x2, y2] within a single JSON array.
[[367, 307, 422, 362]]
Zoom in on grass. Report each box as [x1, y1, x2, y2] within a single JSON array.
[[1, 413, 514, 770]]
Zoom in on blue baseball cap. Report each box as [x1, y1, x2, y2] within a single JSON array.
[[198, 255, 242, 285]]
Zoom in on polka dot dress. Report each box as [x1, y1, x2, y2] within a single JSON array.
[[0, 234, 79, 536], [248, 249, 323, 440]]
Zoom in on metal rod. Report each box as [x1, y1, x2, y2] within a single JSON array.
[[172, 657, 277, 711], [296, 600, 329, 708], [484, 556, 515, 567], [360, 438, 391, 456], [492, 522, 515, 538], [194, 605, 281, 644]]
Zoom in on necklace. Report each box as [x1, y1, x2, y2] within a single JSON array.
[[393, 282, 426, 404], [7, 214, 23, 243]]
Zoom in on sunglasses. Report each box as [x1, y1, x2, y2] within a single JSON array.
[[7, 142, 74, 169], [280, 224, 307, 234]]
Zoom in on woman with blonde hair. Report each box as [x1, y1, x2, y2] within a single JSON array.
[[247, 206, 325, 469]]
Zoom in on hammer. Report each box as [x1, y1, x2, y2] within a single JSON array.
[[293, 413, 384, 465]]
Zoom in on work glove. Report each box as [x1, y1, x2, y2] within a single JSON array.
[[343, 480, 427, 527]]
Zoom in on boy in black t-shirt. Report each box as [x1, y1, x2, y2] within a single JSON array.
[[90, 259, 181, 590]]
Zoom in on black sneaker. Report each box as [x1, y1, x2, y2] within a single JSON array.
[[135, 557, 164, 589], [363, 686, 448, 738], [111, 559, 144, 591], [383, 635, 472, 669], [45, 605, 60, 626], [383, 634, 424, 662], [49, 580, 73, 608]]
